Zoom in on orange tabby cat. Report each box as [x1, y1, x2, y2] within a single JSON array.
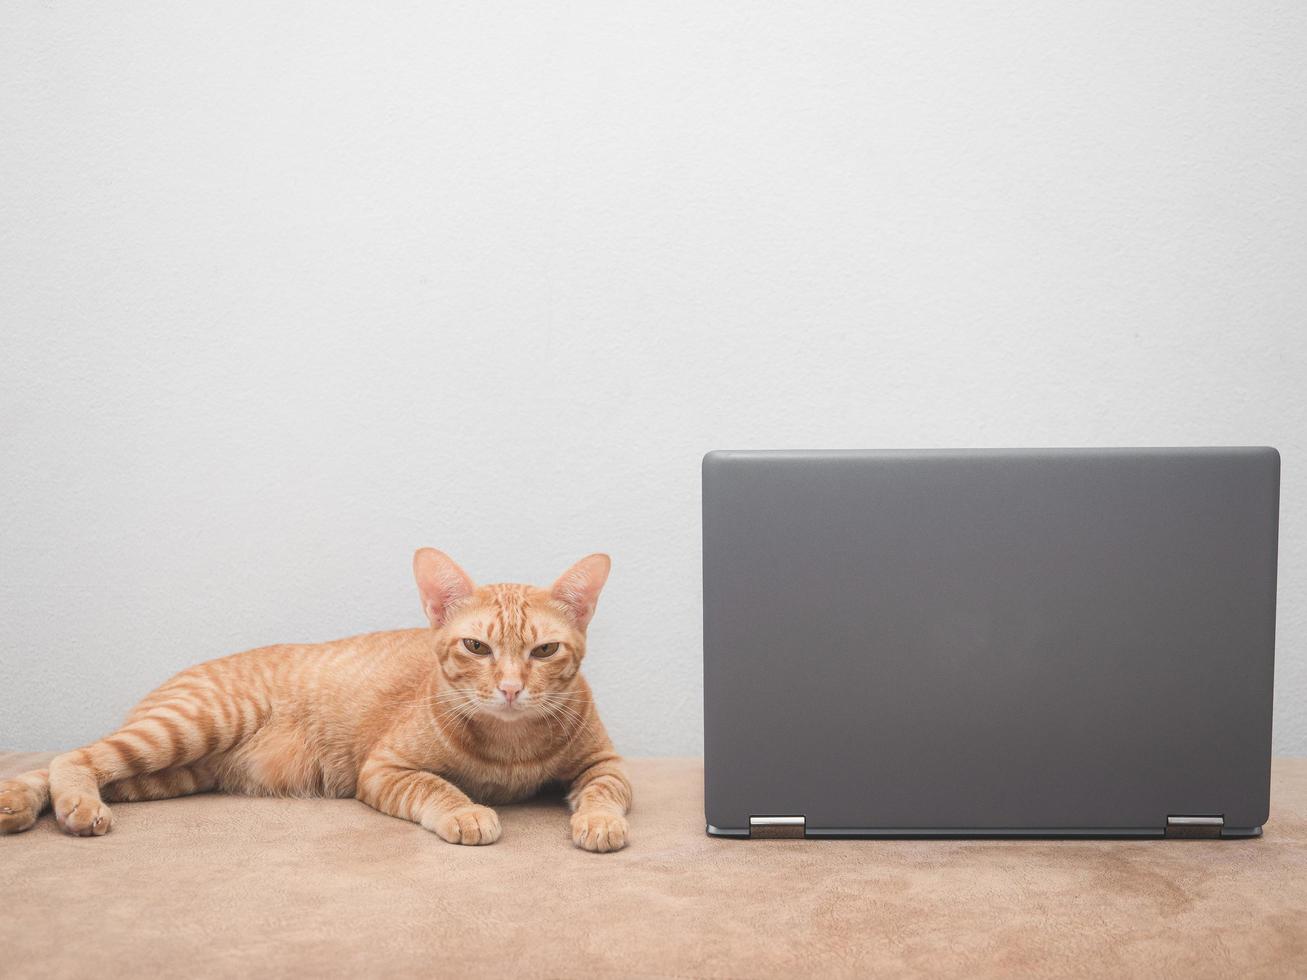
[[0, 549, 631, 851]]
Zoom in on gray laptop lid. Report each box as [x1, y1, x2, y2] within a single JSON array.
[[703, 448, 1279, 837]]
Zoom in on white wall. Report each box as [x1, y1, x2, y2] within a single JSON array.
[[2, 2, 1305, 757]]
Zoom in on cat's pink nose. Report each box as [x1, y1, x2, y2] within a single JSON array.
[[499, 681, 522, 705]]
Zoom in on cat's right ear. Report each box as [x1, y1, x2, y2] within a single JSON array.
[[413, 548, 476, 628]]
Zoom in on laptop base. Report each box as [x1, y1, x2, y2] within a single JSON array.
[[706, 824, 1264, 839]]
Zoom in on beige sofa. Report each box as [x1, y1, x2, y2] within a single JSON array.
[[2, 752, 1305, 977]]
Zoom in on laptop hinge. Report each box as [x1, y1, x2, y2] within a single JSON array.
[[1165, 815, 1224, 839], [749, 815, 806, 839]]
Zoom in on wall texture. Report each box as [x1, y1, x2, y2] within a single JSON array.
[[2, 2, 1305, 757]]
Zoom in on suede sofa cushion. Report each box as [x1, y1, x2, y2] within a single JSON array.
[[2, 753, 1304, 977]]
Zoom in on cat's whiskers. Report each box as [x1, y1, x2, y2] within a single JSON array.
[[532, 699, 571, 739], [402, 688, 480, 710], [535, 695, 595, 739], [407, 689, 480, 716], [548, 703, 589, 733], [442, 709, 472, 741], [530, 700, 567, 742], [429, 689, 484, 743]]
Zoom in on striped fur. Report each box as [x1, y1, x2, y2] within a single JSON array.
[[0, 550, 632, 851]]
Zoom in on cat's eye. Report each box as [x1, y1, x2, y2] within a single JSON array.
[[462, 638, 491, 656], [531, 642, 560, 659]]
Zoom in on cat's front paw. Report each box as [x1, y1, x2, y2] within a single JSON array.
[[0, 780, 42, 835], [54, 795, 113, 837], [571, 810, 628, 852], [424, 804, 501, 845]]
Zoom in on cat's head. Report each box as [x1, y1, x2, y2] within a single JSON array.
[[412, 548, 610, 723]]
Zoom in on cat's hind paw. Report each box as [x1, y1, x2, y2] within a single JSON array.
[[0, 780, 42, 835], [424, 804, 501, 845], [571, 810, 628, 853], [54, 795, 113, 837]]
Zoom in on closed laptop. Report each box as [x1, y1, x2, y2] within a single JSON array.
[[703, 448, 1279, 838]]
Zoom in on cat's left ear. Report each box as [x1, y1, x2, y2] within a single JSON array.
[[550, 554, 611, 630]]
